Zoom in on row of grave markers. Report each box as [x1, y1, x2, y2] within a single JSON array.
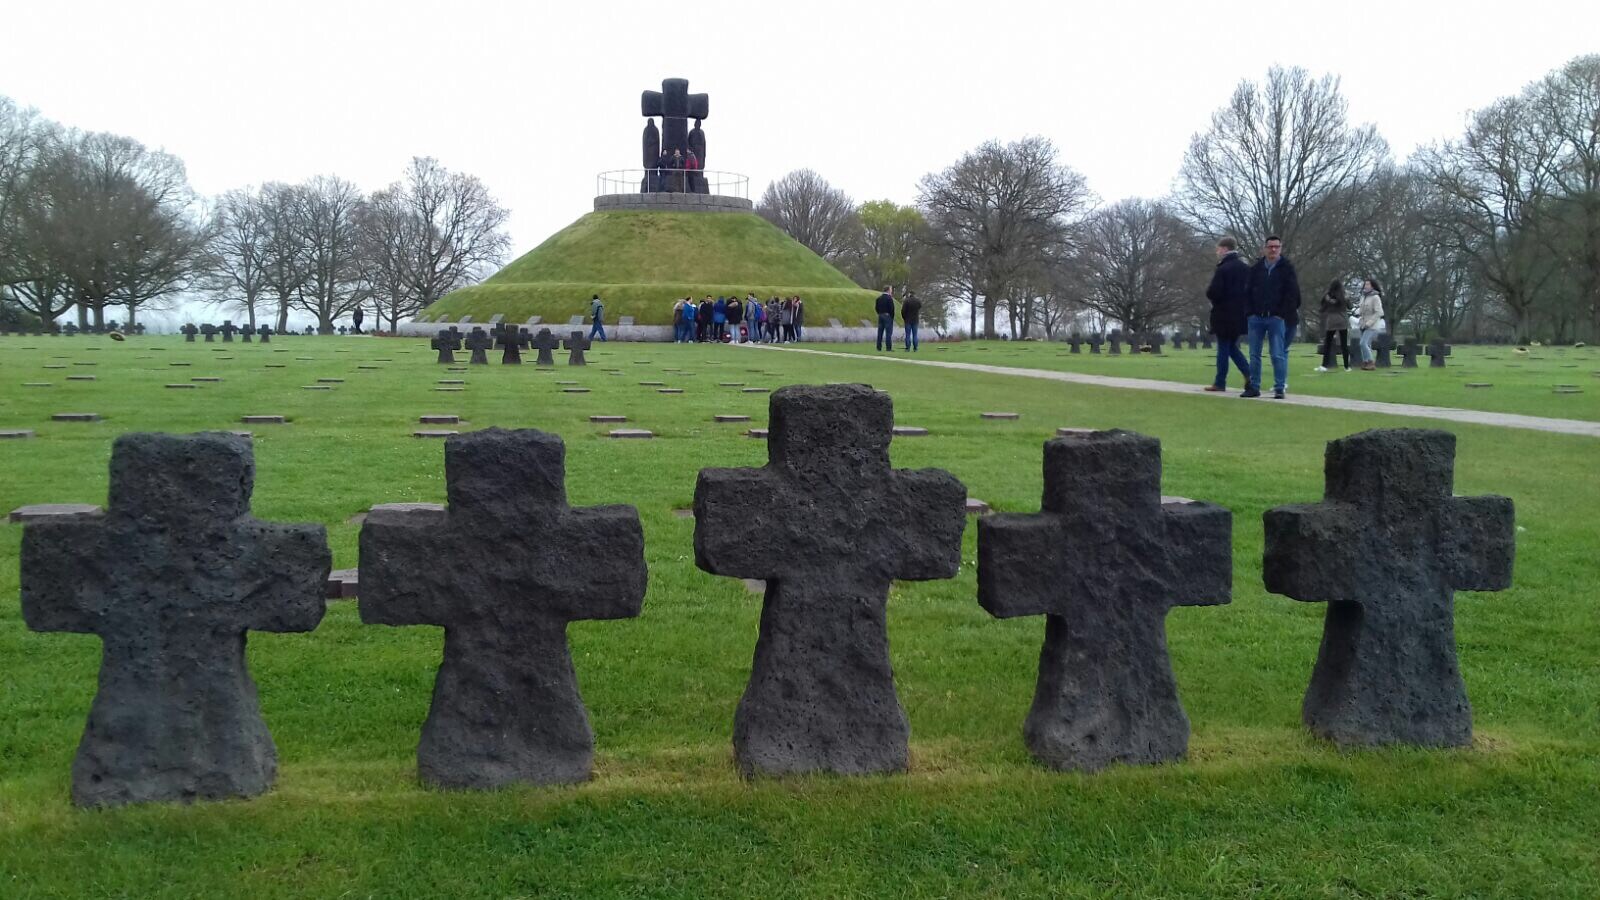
[[16, 385, 1515, 807], [432, 325, 596, 365]]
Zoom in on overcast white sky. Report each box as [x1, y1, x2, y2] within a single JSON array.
[[3, 0, 1597, 326]]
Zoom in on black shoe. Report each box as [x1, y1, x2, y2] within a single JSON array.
[[1240, 387, 1261, 398], [1272, 390, 1285, 399]]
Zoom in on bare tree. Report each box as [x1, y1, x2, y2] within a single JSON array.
[[918, 136, 1092, 338], [757, 169, 858, 262], [1067, 198, 1207, 335], [291, 175, 367, 333], [258, 182, 309, 333], [0, 97, 69, 328], [1535, 54, 1600, 337], [1175, 66, 1389, 277], [202, 187, 272, 327]]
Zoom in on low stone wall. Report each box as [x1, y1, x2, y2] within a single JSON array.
[[593, 193, 754, 213]]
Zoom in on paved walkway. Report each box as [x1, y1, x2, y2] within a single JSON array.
[[756, 346, 1600, 439]]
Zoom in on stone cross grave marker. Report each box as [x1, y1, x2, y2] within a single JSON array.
[[530, 328, 561, 366], [1427, 338, 1451, 368], [563, 330, 592, 366], [1107, 332, 1122, 355], [19, 432, 330, 807], [359, 429, 647, 788], [181, 323, 198, 342], [465, 327, 492, 365], [240, 324, 254, 342], [493, 323, 528, 364], [977, 430, 1232, 771], [1087, 333, 1103, 354], [1067, 334, 1083, 353], [1148, 333, 1164, 354], [1264, 429, 1514, 747], [1373, 332, 1394, 368], [258, 324, 272, 343], [1398, 337, 1422, 368], [432, 327, 462, 364], [220, 321, 238, 342], [201, 323, 217, 342], [693, 384, 966, 778]]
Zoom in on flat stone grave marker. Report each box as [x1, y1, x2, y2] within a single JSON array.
[[73, 361, 97, 366], [44, 364, 67, 369], [414, 430, 458, 438], [325, 569, 359, 599], [435, 387, 463, 392], [67, 375, 95, 381], [672, 508, 693, 519], [980, 412, 1020, 420], [52, 413, 100, 421], [358, 428, 646, 788], [317, 378, 343, 384], [241, 415, 287, 424], [265, 364, 286, 368], [302, 385, 332, 391], [714, 414, 750, 423], [23, 382, 52, 388], [892, 426, 929, 437], [1554, 386, 1583, 394], [561, 388, 590, 393], [742, 388, 769, 394], [589, 415, 627, 423], [555, 380, 578, 385], [295, 357, 314, 361], [169, 361, 191, 367], [658, 388, 683, 394], [1057, 427, 1094, 436], [978, 431, 1231, 771], [1466, 382, 1492, 388], [437, 379, 465, 385], [192, 377, 222, 382], [1264, 428, 1513, 748], [610, 429, 653, 439], [966, 498, 991, 515], [164, 384, 197, 389], [1, 429, 37, 440], [639, 381, 664, 386], [357, 365, 381, 370], [694, 384, 965, 777], [418, 415, 459, 424], [11, 502, 102, 523], [719, 382, 745, 387], [746, 428, 768, 438], [19, 432, 329, 806]]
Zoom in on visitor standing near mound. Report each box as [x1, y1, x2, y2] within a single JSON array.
[[712, 297, 727, 342], [792, 296, 804, 341], [781, 297, 796, 343], [1315, 281, 1349, 372], [1243, 235, 1300, 399], [698, 297, 713, 343], [1357, 278, 1386, 370], [727, 295, 743, 342], [767, 297, 782, 343], [1204, 236, 1251, 392], [902, 291, 922, 351], [681, 297, 697, 343], [876, 286, 896, 352], [589, 294, 607, 342]]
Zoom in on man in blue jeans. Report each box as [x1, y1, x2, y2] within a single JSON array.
[[901, 291, 922, 351], [1242, 235, 1300, 399], [874, 286, 896, 352], [589, 294, 607, 342], [1203, 237, 1250, 392]]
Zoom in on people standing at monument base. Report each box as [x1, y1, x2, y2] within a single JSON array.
[[712, 297, 727, 342]]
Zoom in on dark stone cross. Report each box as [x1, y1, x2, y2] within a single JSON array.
[[1264, 429, 1514, 747], [1108, 332, 1122, 355], [530, 328, 561, 366], [1373, 332, 1394, 368], [693, 384, 967, 778], [464, 328, 492, 365], [1067, 334, 1083, 354], [432, 327, 462, 364], [181, 323, 198, 342], [240, 324, 255, 343], [494, 324, 528, 364], [201, 323, 217, 342], [257, 324, 272, 343], [641, 77, 710, 194], [358, 429, 647, 788], [1087, 333, 1104, 354], [1147, 333, 1164, 354], [1398, 337, 1423, 368], [977, 430, 1232, 771], [1427, 338, 1451, 368], [19, 433, 330, 807], [220, 321, 238, 342], [1169, 333, 1183, 351], [563, 330, 591, 365]]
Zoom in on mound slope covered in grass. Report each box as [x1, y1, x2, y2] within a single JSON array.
[[422, 210, 881, 326]]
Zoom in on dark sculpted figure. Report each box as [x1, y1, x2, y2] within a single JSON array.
[[640, 77, 709, 194]]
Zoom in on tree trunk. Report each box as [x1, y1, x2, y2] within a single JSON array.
[[76, 304, 89, 329], [91, 303, 106, 331], [276, 296, 289, 333]]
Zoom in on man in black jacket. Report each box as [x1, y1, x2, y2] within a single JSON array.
[[875, 287, 896, 352], [1203, 236, 1251, 392], [902, 291, 923, 351], [1243, 235, 1301, 399]]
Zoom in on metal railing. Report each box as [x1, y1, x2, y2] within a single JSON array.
[[596, 169, 749, 199]]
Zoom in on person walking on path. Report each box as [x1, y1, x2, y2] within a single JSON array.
[[902, 290, 922, 351], [589, 294, 607, 342], [875, 286, 896, 352], [1356, 278, 1386, 370], [1243, 235, 1300, 399], [1203, 236, 1251, 392], [1315, 281, 1350, 372]]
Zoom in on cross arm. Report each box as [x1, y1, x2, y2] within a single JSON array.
[[885, 469, 966, 581], [20, 514, 109, 634], [1443, 494, 1514, 592], [236, 521, 331, 633], [693, 469, 777, 580], [686, 93, 708, 120], [542, 505, 647, 621], [358, 506, 453, 626], [1262, 502, 1362, 603], [1161, 499, 1232, 608], [977, 513, 1067, 618], [641, 91, 663, 117]]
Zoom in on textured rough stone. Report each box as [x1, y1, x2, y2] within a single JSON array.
[[978, 431, 1232, 771], [694, 384, 966, 778], [432, 328, 462, 364], [495, 323, 528, 364], [1427, 338, 1452, 368], [530, 328, 560, 366], [465, 328, 492, 364], [1264, 428, 1515, 748], [563, 331, 591, 365], [19, 433, 330, 806], [358, 429, 646, 789]]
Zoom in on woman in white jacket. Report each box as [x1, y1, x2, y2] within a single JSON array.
[[1356, 278, 1386, 370]]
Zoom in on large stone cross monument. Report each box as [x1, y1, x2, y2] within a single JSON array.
[[641, 77, 709, 193]]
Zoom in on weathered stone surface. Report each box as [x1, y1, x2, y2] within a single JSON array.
[[325, 568, 359, 599], [965, 497, 991, 515], [495, 323, 529, 364], [746, 428, 768, 439], [563, 331, 591, 365], [609, 429, 654, 439], [52, 412, 100, 421], [413, 430, 458, 438], [530, 329, 560, 366], [19, 433, 330, 806], [432, 328, 462, 363], [240, 415, 286, 424], [978, 431, 1232, 771], [694, 384, 966, 778], [464, 328, 492, 365], [11, 502, 101, 523], [359, 429, 646, 789], [1264, 429, 1515, 748]]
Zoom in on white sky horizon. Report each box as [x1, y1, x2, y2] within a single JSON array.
[[3, 0, 1596, 330]]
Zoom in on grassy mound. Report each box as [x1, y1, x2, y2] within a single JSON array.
[[421, 210, 881, 326]]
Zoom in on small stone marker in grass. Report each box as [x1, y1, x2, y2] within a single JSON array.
[[169, 361, 191, 366], [1554, 386, 1583, 394], [714, 414, 750, 423], [892, 426, 929, 437], [53, 412, 100, 421], [742, 387, 769, 394], [658, 388, 683, 394], [357, 365, 381, 370], [1264, 428, 1514, 748], [437, 379, 464, 385], [325, 569, 359, 600], [561, 388, 590, 393], [639, 381, 664, 386], [692, 384, 965, 778], [193, 377, 222, 382], [966, 498, 991, 515], [67, 375, 95, 381], [556, 380, 578, 385], [44, 364, 67, 369], [610, 428, 654, 439], [746, 428, 768, 439], [1057, 427, 1094, 436], [1466, 382, 1492, 388], [317, 378, 343, 384], [73, 361, 97, 366], [241, 415, 286, 424], [295, 357, 314, 361], [19, 432, 329, 806], [673, 508, 693, 519], [23, 382, 52, 388], [302, 385, 332, 391], [419, 415, 459, 424], [589, 415, 627, 423], [1, 429, 37, 439], [357, 428, 646, 788], [435, 386, 462, 392], [978, 431, 1232, 771], [164, 383, 197, 389], [414, 430, 458, 438], [11, 502, 101, 523], [265, 364, 286, 368], [719, 382, 745, 387], [980, 412, 1020, 420]]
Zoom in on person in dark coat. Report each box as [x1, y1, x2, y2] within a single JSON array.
[[697, 297, 713, 343], [875, 286, 896, 352], [1203, 236, 1251, 391], [901, 291, 923, 351], [1316, 280, 1350, 371], [1242, 235, 1301, 399]]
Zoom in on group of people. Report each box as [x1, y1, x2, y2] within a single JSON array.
[[873, 286, 924, 352], [647, 148, 701, 193], [672, 293, 805, 344], [1205, 236, 1386, 399]]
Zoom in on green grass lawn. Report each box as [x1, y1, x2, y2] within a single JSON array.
[[423, 211, 880, 326], [819, 339, 1600, 422], [2, 335, 1597, 898]]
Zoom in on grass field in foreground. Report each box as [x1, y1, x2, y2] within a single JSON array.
[[1, 335, 1597, 898], [818, 339, 1600, 422]]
